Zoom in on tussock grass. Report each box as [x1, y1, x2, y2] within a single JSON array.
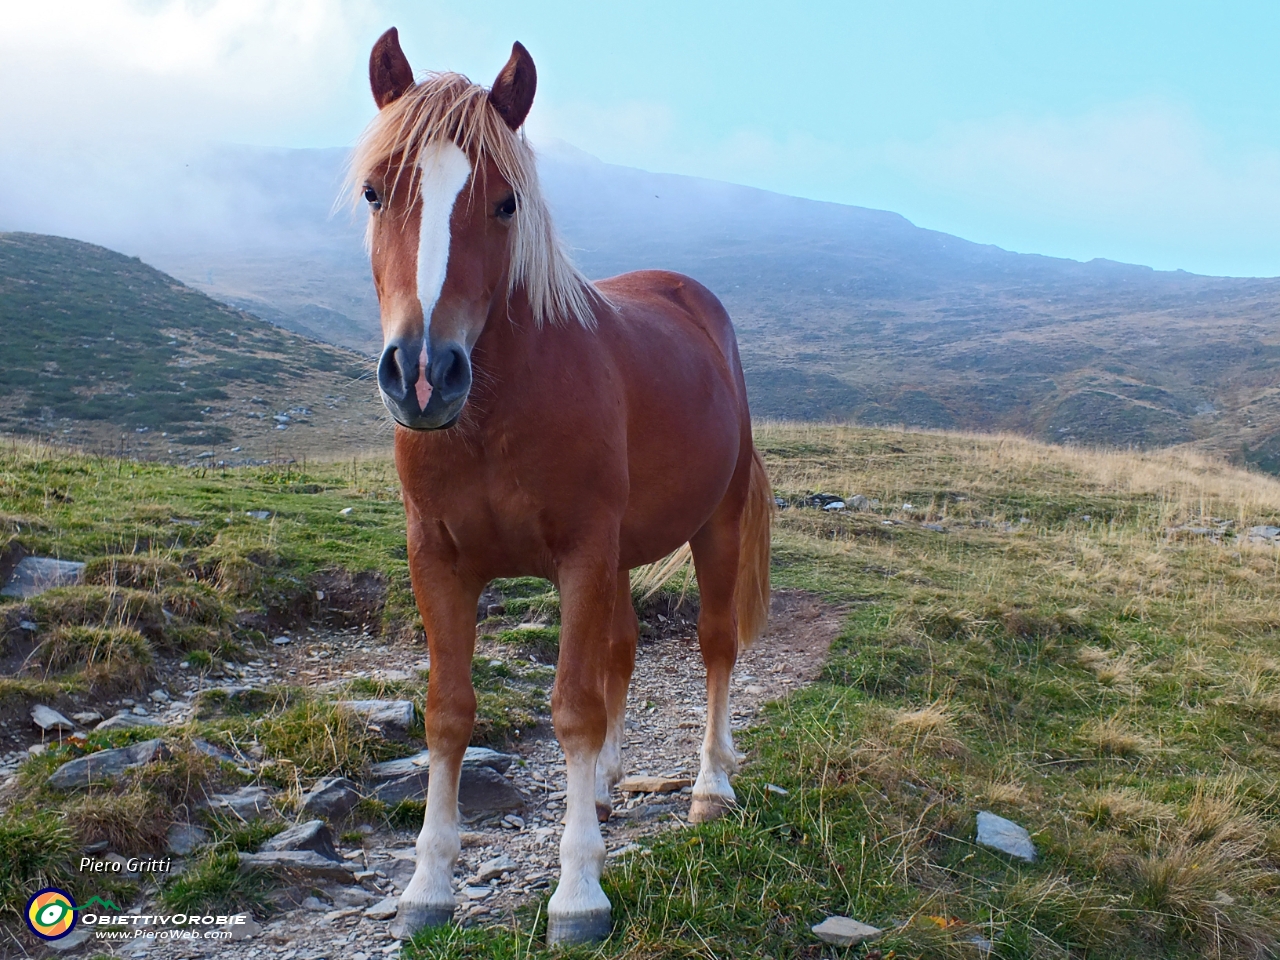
[[34, 624, 154, 691], [0, 810, 77, 923], [63, 785, 168, 851]]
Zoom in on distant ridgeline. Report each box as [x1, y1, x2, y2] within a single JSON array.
[[0, 233, 375, 458]]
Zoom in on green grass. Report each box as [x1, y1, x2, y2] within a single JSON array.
[[5, 426, 1280, 956]]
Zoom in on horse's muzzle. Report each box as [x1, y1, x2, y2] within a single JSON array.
[[377, 337, 471, 430]]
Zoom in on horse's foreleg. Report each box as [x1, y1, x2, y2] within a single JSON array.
[[547, 556, 616, 945], [595, 577, 638, 822], [688, 517, 741, 823], [391, 570, 482, 940]]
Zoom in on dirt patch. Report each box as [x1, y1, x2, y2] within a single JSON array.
[[266, 568, 388, 632]]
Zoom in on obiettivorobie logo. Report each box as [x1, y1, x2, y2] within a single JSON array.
[[25, 889, 120, 941]]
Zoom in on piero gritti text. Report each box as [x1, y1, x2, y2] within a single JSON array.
[[80, 856, 174, 875]]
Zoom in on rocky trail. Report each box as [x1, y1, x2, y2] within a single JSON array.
[[7, 591, 842, 958]]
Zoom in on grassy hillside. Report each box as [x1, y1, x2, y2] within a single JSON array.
[[2, 427, 1279, 958], [0, 232, 386, 462]]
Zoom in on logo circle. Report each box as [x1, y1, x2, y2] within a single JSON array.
[[26, 888, 77, 940]]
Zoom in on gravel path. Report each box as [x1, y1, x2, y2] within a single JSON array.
[[13, 591, 841, 958]]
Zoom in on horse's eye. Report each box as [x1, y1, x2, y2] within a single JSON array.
[[495, 195, 516, 220], [364, 186, 382, 210]]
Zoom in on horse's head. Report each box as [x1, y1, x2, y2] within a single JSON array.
[[357, 29, 542, 430]]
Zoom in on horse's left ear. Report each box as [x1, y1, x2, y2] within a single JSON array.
[[489, 42, 536, 131]]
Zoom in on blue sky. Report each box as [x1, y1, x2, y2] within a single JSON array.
[[4, 1, 1280, 275]]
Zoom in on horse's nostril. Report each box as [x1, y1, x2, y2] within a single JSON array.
[[430, 343, 471, 401]]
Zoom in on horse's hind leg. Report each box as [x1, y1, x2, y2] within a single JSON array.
[[547, 553, 616, 945], [688, 507, 742, 823], [595, 578, 638, 821], [391, 567, 482, 940]]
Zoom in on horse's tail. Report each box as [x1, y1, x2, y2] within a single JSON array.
[[735, 445, 773, 651]]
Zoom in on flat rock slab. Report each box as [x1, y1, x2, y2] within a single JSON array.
[[47, 738, 169, 790], [206, 785, 278, 820], [95, 711, 164, 733], [364, 896, 399, 920], [976, 810, 1037, 862], [1, 557, 85, 598], [237, 850, 356, 883], [617, 775, 693, 794], [338, 699, 416, 733], [301, 776, 362, 820], [368, 746, 513, 779], [811, 916, 883, 946], [262, 820, 340, 861], [31, 704, 76, 732]]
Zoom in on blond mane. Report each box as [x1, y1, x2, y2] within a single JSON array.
[[351, 71, 600, 329]]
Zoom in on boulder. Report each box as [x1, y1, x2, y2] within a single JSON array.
[[47, 739, 169, 790], [71, 711, 103, 725], [976, 810, 1037, 862], [167, 823, 209, 856], [1, 557, 85, 599], [31, 704, 76, 732], [205, 786, 277, 820], [373, 763, 524, 818], [368, 746, 513, 780], [811, 916, 883, 947], [236, 850, 356, 883], [261, 820, 340, 862], [301, 776, 363, 821]]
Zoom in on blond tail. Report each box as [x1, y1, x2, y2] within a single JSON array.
[[735, 446, 773, 650]]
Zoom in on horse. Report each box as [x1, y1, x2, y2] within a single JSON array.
[[352, 27, 773, 945]]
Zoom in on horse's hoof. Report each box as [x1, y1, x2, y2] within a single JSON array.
[[547, 908, 612, 946], [595, 801, 612, 823], [389, 901, 453, 940], [688, 795, 734, 823]]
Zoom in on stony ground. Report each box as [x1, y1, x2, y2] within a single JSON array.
[[14, 591, 840, 958]]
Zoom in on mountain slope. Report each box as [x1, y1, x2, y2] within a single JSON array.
[[7, 144, 1280, 468], [0, 232, 385, 460]]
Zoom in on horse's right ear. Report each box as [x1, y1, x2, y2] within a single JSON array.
[[370, 27, 414, 109]]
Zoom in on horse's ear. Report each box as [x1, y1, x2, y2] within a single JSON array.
[[489, 42, 536, 131], [370, 27, 414, 109]]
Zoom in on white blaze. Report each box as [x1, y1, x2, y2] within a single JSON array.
[[415, 142, 472, 331]]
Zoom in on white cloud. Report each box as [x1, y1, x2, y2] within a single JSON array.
[[0, 0, 380, 147]]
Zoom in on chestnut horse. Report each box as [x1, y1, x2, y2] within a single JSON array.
[[353, 28, 772, 945]]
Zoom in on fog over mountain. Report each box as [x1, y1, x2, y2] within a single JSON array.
[[4, 141, 1280, 469]]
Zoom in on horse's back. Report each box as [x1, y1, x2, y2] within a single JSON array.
[[595, 270, 745, 400]]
